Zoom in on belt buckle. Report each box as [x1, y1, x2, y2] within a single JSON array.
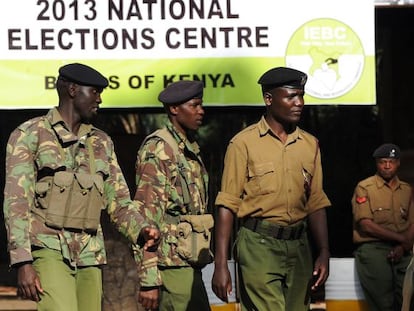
[[279, 226, 300, 240], [276, 227, 284, 239], [281, 227, 293, 240]]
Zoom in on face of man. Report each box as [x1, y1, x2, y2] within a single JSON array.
[[72, 85, 103, 123], [265, 87, 305, 125], [171, 98, 204, 133], [376, 158, 400, 181]]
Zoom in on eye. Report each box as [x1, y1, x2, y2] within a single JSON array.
[[91, 87, 103, 94]]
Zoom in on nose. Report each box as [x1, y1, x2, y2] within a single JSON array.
[[295, 97, 305, 107], [198, 105, 205, 115], [96, 93, 102, 104]]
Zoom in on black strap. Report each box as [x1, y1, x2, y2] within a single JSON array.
[[243, 218, 305, 240]]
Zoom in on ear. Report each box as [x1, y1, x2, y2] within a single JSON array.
[[68, 82, 77, 98], [264, 92, 272, 106], [169, 104, 179, 116]]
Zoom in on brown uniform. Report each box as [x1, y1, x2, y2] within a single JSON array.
[[216, 116, 330, 311], [352, 174, 414, 311], [353, 174, 414, 243], [216, 116, 330, 224]]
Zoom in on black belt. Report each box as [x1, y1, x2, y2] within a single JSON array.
[[242, 218, 305, 240]]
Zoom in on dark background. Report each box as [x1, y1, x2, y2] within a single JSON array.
[[1, 6, 414, 278]]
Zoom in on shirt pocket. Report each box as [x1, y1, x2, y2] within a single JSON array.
[[35, 146, 64, 171], [302, 162, 315, 199], [398, 201, 410, 223], [246, 162, 277, 195], [372, 206, 392, 225]]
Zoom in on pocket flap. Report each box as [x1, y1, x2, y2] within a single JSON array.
[[53, 171, 74, 187], [248, 162, 275, 177], [176, 222, 192, 239], [75, 173, 94, 189], [180, 214, 214, 232], [35, 181, 51, 194], [93, 175, 104, 194]]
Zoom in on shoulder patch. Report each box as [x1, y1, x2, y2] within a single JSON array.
[[356, 196, 367, 204]]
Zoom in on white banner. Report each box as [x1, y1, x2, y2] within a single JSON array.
[[0, 0, 376, 108]]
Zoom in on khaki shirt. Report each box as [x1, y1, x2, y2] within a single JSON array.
[[352, 174, 414, 243], [215, 116, 331, 226]]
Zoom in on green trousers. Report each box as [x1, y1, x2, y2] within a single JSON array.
[[32, 248, 102, 311], [355, 242, 411, 311], [159, 266, 211, 311], [236, 226, 312, 311]]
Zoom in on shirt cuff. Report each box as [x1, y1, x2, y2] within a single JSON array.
[[9, 247, 33, 267], [138, 258, 162, 287], [215, 191, 242, 213]]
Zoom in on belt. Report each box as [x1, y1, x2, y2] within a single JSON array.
[[242, 218, 305, 240]]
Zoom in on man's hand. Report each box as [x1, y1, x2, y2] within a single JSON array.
[[400, 234, 413, 252], [211, 264, 232, 303], [212, 206, 235, 303], [311, 248, 330, 291], [138, 286, 159, 310], [140, 226, 160, 251], [387, 245, 404, 263], [17, 263, 43, 301]]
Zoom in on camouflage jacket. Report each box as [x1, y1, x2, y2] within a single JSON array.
[[133, 121, 209, 287], [3, 108, 149, 267]]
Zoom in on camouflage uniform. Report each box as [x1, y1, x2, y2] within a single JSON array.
[[134, 121, 209, 307], [3, 108, 149, 268]]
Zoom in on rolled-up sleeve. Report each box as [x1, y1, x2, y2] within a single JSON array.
[[215, 140, 246, 213], [306, 147, 331, 213]]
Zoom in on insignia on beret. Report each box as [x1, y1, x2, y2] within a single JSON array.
[[158, 80, 204, 105], [258, 67, 307, 90], [58, 63, 108, 88], [372, 143, 401, 159]]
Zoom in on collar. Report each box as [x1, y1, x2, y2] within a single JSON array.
[[374, 174, 401, 189], [258, 116, 301, 142], [47, 108, 94, 144], [165, 120, 200, 155]]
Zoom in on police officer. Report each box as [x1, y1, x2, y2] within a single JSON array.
[[352, 143, 414, 311], [3, 63, 159, 311], [212, 67, 331, 311], [134, 80, 211, 311]]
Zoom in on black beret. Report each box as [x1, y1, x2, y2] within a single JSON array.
[[58, 63, 108, 88], [372, 143, 400, 159], [158, 80, 203, 105], [258, 67, 307, 90]]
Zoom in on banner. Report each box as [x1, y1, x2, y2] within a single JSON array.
[[0, 0, 375, 108]]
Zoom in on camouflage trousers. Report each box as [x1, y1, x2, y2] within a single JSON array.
[[32, 248, 102, 311]]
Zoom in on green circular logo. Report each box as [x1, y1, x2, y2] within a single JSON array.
[[285, 18, 365, 99]]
